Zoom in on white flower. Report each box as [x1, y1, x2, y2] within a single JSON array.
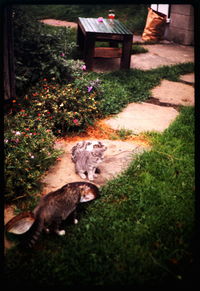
[[15, 131, 21, 136]]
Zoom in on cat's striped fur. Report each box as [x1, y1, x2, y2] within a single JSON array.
[[19, 182, 99, 249], [71, 140, 107, 180]]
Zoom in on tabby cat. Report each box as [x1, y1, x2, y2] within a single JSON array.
[[19, 182, 99, 249], [71, 140, 107, 180]]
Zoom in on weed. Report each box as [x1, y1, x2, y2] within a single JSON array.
[[117, 128, 133, 140]]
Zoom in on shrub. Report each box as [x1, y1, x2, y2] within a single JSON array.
[[12, 6, 77, 95], [13, 75, 102, 136], [4, 112, 62, 202]]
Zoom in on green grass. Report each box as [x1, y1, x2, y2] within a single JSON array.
[[87, 62, 194, 117], [18, 4, 148, 33], [5, 106, 195, 287]]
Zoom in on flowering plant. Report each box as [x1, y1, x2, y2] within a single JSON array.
[[20, 77, 101, 136], [4, 112, 63, 202]]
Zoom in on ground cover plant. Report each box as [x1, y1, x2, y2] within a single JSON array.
[[4, 111, 63, 203], [5, 106, 195, 287]]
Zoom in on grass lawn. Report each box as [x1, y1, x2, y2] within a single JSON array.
[[5, 106, 195, 287]]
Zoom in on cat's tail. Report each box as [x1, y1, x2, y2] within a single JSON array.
[[18, 217, 44, 249]]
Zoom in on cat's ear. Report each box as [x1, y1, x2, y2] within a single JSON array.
[[99, 142, 107, 150]]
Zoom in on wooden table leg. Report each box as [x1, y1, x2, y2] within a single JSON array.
[[77, 24, 85, 56], [120, 35, 132, 70], [84, 34, 95, 71]]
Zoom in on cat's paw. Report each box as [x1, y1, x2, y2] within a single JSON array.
[[57, 229, 66, 236], [79, 173, 86, 179]]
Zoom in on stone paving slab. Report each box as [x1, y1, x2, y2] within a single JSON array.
[[151, 79, 194, 106], [104, 102, 179, 134], [41, 139, 148, 193], [179, 73, 195, 84], [131, 43, 194, 71], [93, 43, 194, 72], [131, 52, 176, 70]]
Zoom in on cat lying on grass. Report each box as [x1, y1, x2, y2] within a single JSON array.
[[71, 140, 107, 181]]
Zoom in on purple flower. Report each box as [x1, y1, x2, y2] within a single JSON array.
[[61, 52, 65, 57], [87, 86, 93, 93]]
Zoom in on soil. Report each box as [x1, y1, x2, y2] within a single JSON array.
[[39, 19, 77, 29]]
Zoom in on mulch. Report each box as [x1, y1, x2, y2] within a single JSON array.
[[58, 119, 150, 147]]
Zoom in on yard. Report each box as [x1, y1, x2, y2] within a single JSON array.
[[4, 5, 196, 287]]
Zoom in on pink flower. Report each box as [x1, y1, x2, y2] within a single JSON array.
[[61, 52, 65, 57], [98, 17, 103, 22], [87, 86, 93, 92], [82, 65, 86, 71], [73, 119, 79, 125]]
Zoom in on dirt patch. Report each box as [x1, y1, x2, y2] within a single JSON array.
[[39, 19, 77, 29], [59, 119, 150, 147]]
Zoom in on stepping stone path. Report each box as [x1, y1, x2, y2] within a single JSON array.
[[105, 74, 194, 133], [25, 72, 195, 196]]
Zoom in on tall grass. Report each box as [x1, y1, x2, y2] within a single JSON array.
[[5, 106, 195, 287]]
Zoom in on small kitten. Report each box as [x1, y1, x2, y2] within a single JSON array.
[[19, 182, 99, 249], [71, 140, 107, 181]]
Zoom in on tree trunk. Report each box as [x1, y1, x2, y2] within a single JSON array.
[[4, 6, 16, 100]]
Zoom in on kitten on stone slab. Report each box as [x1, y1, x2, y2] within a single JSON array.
[[71, 140, 107, 180]]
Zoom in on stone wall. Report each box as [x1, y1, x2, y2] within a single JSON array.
[[165, 5, 194, 45]]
